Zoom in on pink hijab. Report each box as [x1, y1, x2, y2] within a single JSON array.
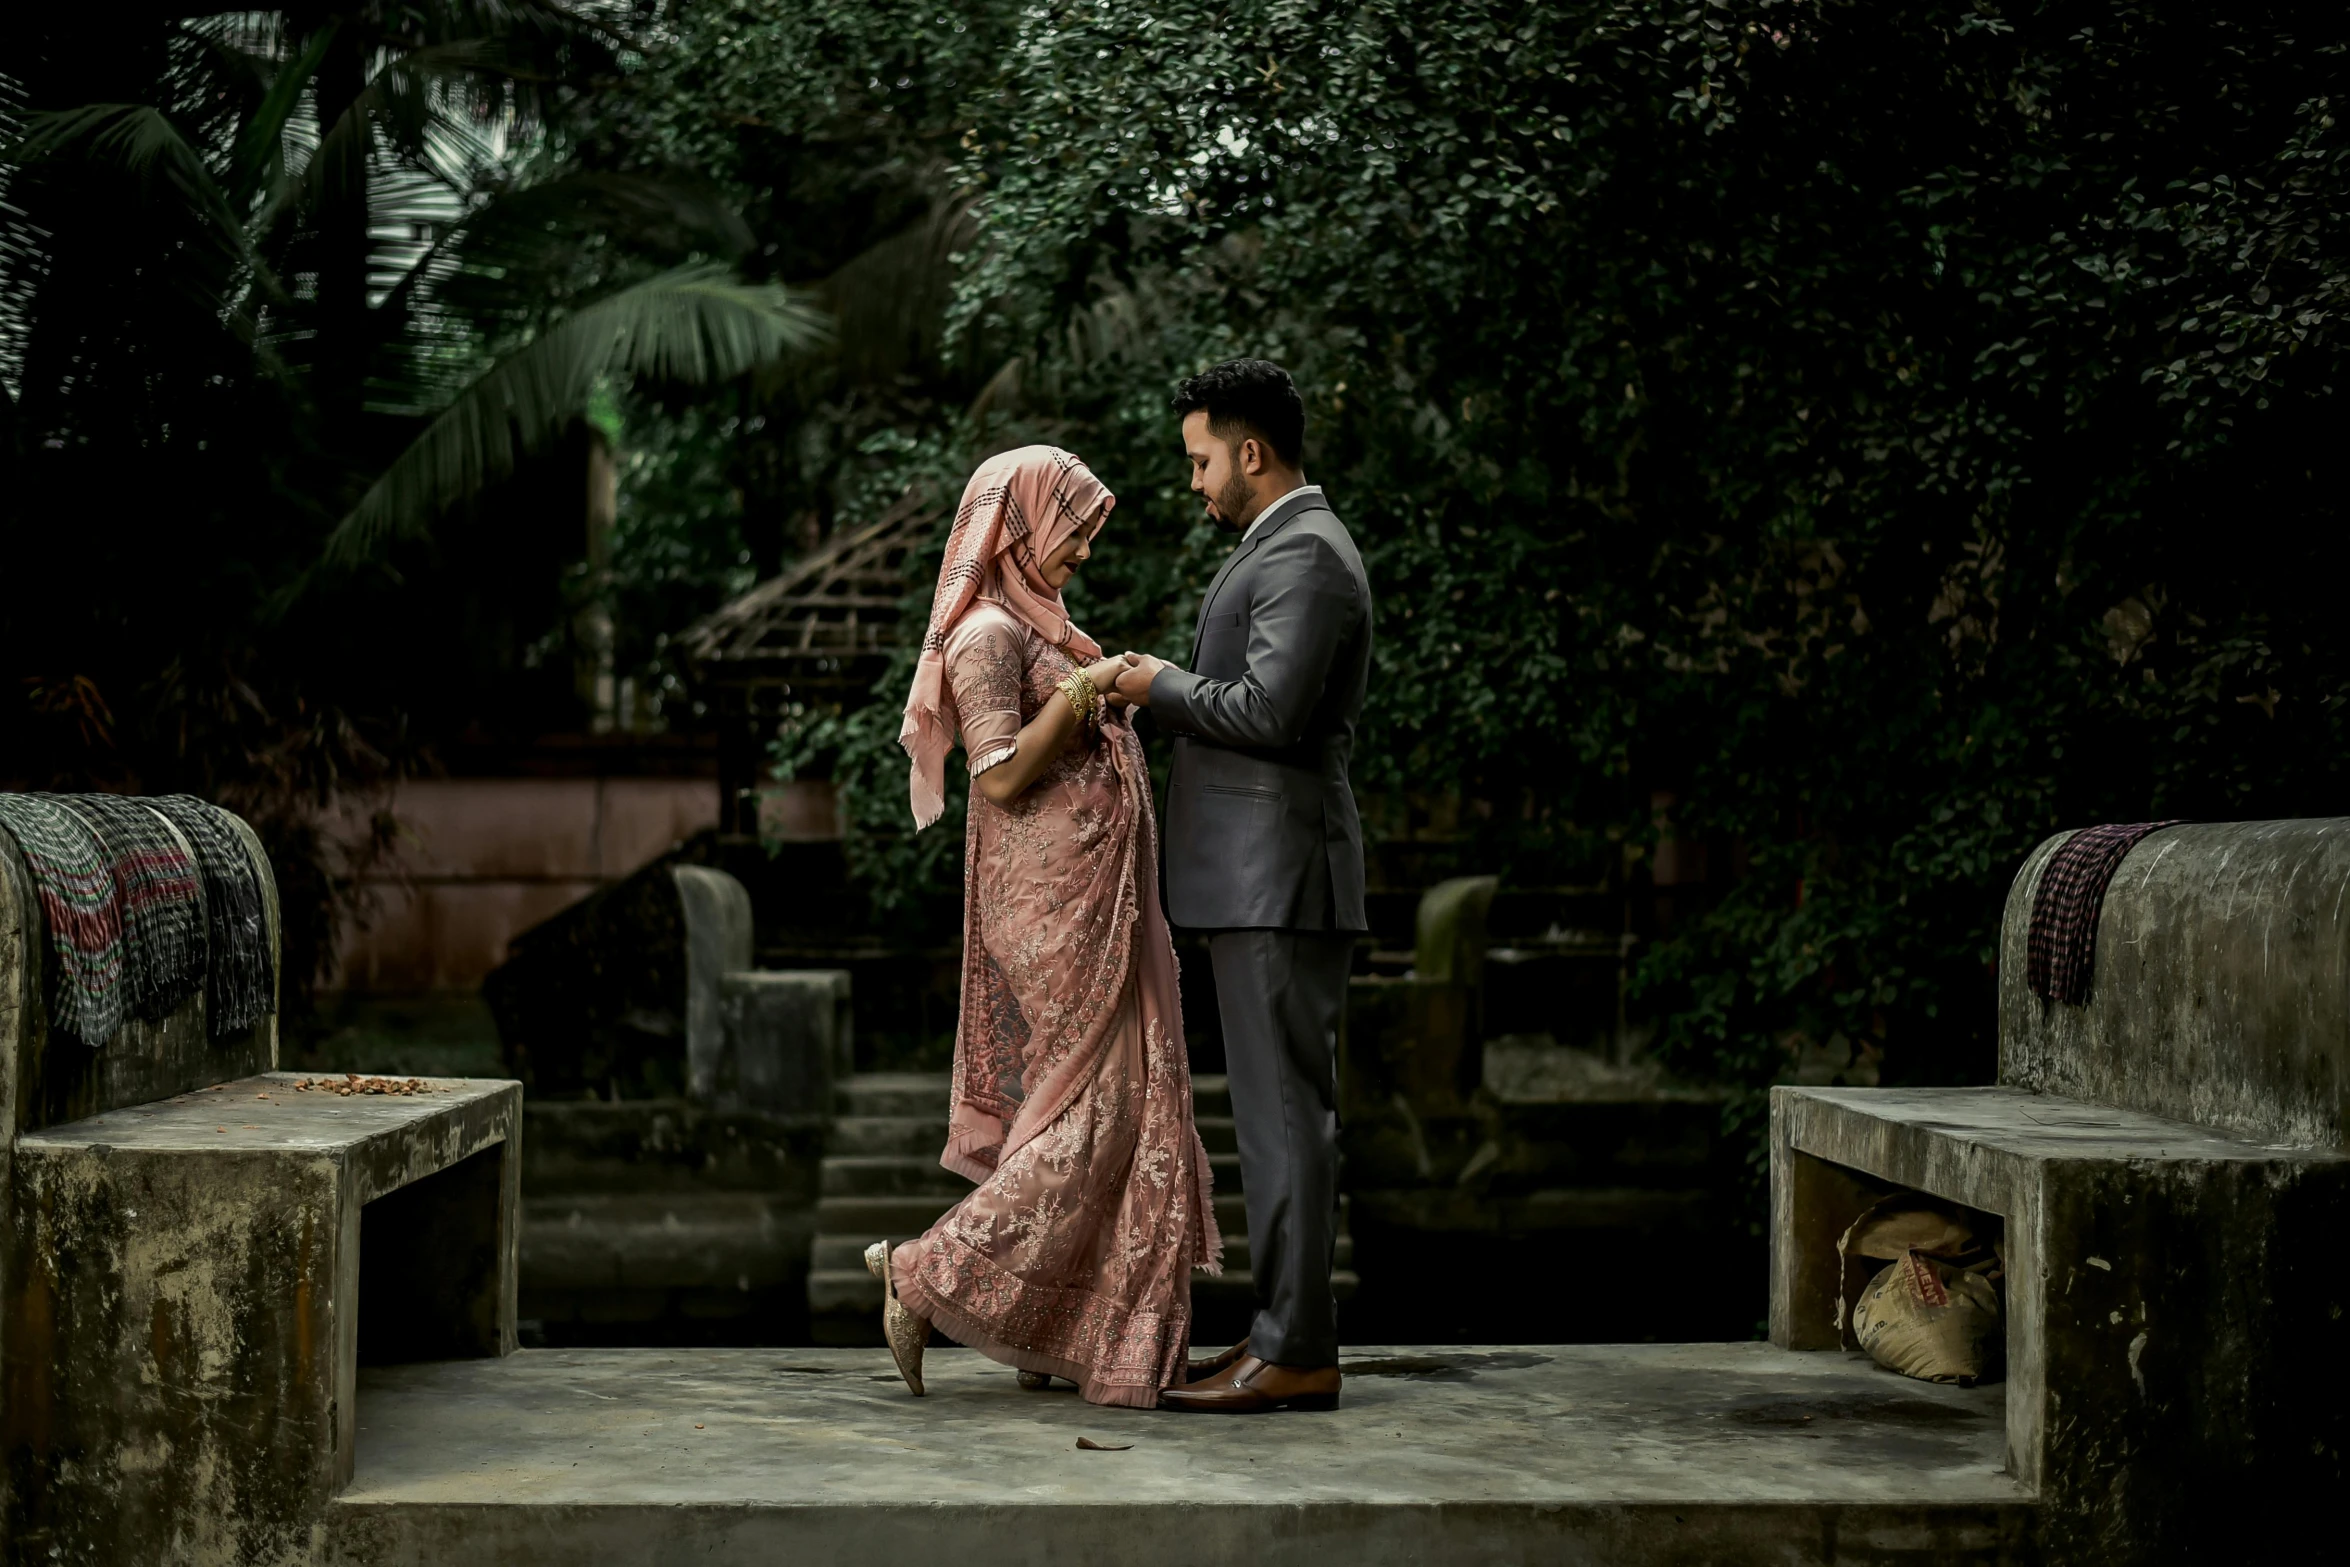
[[899, 446, 1115, 828]]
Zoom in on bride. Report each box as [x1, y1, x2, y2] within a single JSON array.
[[873, 444, 1221, 1408]]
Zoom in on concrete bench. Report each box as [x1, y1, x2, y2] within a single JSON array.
[[0, 804, 520, 1565], [1772, 819, 2350, 1562]]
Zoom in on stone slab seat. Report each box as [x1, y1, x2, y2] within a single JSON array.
[[9, 1074, 522, 1557], [1, 803, 523, 1566], [1771, 818, 2350, 1565]]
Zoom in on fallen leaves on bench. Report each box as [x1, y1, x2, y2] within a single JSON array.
[[289, 1074, 442, 1097]]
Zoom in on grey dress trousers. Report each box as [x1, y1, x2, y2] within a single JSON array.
[[1150, 486, 1374, 1369]]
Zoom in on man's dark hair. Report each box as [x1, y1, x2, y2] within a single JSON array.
[[1172, 359, 1305, 468]]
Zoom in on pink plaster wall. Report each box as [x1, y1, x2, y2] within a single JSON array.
[[333, 777, 718, 993]]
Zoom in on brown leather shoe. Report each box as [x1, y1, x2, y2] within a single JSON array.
[[1160, 1356, 1341, 1413], [1183, 1338, 1250, 1385]]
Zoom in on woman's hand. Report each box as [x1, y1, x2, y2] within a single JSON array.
[[974, 653, 1130, 806], [1084, 654, 1134, 711]]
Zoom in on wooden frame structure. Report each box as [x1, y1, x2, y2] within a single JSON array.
[[679, 488, 945, 833]]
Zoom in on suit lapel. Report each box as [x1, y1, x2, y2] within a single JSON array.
[[1187, 488, 1326, 664], [1190, 537, 1263, 664]]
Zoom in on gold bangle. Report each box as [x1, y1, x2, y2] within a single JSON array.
[[1059, 670, 1098, 732]]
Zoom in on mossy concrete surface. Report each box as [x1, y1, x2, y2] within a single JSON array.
[[326, 1343, 2030, 1567], [2000, 819, 2350, 1147], [5, 1073, 520, 1567]]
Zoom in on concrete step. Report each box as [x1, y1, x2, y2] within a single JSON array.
[[806, 1183, 1317, 1264], [808, 1229, 1342, 1277], [1191, 1073, 1231, 1118], [808, 1266, 887, 1315], [1193, 1114, 1238, 1154], [1351, 1185, 1712, 1234], [819, 1156, 972, 1199], [811, 1233, 897, 1273], [813, 1194, 961, 1236], [1211, 1192, 1351, 1235], [802, 1229, 1359, 1277], [520, 1194, 806, 1294], [828, 1115, 950, 1157], [836, 1073, 951, 1117], [1195, 1268, 1360, 1305], [1206, 1230, 1354, 1275]]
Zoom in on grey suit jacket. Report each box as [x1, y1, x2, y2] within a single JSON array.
[[1151, 486, 1373, 931]]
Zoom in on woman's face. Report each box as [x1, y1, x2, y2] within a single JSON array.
[[1037, 522, 1098, 589]]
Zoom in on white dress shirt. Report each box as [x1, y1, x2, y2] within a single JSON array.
[[1242, 483, 1315, 541]]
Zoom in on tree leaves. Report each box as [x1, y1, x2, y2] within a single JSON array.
[[928, 0, 2350, 1109], [326, 265, 828, 564]]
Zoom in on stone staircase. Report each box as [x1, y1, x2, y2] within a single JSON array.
[[807, 1072, 1355, 1343]]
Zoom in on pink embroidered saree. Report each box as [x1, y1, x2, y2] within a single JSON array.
[[889, 605, 1220, 1407]]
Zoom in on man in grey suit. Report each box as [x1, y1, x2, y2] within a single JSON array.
[[1113, 359, 1372, 1414]]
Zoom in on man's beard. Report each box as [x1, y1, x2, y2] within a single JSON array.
[[1211, 470, 1254, 531]]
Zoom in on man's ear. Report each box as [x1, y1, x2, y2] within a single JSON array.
[[1240, 436, 1265, 476]]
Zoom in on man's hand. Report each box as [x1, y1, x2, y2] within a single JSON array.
[[1113, 651, 1172, 707]]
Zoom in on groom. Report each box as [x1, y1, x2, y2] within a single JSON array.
[[1114, 359, 1372, 1413]]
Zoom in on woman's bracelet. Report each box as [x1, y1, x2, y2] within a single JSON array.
[[1058, 669, 1099, 734]]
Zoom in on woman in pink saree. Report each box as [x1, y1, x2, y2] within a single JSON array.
[[868, 445, 1220, 1409]]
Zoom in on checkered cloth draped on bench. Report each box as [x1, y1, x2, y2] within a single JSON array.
[[0, 792, 274, 1046], [62, 792, 205, 1026], [2025, 821, 2186, 1005], [147, 794, 276, 1034], [0, 794, 129, 1045]]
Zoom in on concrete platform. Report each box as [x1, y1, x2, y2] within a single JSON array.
[[327, 1343, 2031, 1566]]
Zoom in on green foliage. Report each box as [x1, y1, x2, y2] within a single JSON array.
[[13, 0, 2350, 1136], [328, 267, 827, 565], [778, 0, 2350, 1108], [594, 398, 754, 713], [0, 6, 806, 1009]]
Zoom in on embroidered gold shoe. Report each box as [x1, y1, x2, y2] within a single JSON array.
[[1017, 1371, 1053, 1391], [865, 1241, 926, 1396]]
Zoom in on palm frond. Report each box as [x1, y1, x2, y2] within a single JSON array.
[[824, 197, 977, 384], [970, 275, 1161, 421], [267, 38, 505, 226], [6, 104, 254, 283], [0, 67, 33, 403], [368, 171, 762, 413], [227, 21, 337, 206], [11, 104, 207, 177], [326, 265, 829, 566]]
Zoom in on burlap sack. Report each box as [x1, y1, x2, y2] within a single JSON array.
[[1849, 1246, 2004, 1386]]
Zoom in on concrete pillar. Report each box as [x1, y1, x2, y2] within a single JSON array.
[[715, 970, 851, 1116], [672, 866, 753, 1101]]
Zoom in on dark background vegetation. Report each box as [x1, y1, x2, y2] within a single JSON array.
[[5, 2, 2347, 1139]]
